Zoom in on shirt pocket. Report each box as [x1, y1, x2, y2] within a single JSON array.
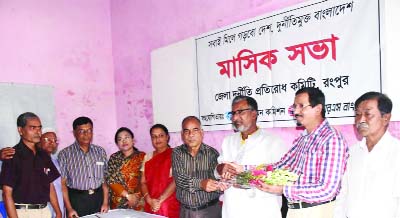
[[93, 160, 105, 181], [302, 148, 324, 180], [34, 163, 51, 192]]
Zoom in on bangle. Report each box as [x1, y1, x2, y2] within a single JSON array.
[[143, 193, 149, 198], [125, 193, 129, 199]]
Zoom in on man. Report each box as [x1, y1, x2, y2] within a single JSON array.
[[38, 128, 65, 218], [58, 117, 109, 217], [215, 95, 288, 218], [335, 92, 400, 218], [172, 116, 222, 218], [0, 112, 61, 218], [258, 87, 348, 218]]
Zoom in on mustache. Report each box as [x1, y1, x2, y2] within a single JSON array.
[[294, 114, 303, 127], [356, 122, 369, 129]]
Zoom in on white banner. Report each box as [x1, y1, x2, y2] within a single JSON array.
[[195, 0, 381, 130]]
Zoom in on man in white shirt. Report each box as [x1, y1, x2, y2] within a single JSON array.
[[39, 128, 65, 218], [215, 95, 288, 218], [335, 92, 400, 218]]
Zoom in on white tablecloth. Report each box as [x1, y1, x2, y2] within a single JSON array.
[[81, 209, 167, 218]]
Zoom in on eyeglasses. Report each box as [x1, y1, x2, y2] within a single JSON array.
[[116, 136, 132, 142], [43, 137, 58, 144], [182, 128, 201, 136], [288, 104, 312, 116], [76, 129, 93, 135], [229, 108, 252, 117]]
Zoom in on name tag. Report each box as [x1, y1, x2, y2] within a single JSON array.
[[96, 161, 104, 166]]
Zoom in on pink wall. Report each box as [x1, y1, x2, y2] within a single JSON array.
[[0, 0, 118, 155], [110, 0, 308, 151], [110, 0, 400, 152], [2, 0, 399, 155]]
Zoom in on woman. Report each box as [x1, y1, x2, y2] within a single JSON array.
[[107, 127, 146, 210], [141, 124, 180, 218]]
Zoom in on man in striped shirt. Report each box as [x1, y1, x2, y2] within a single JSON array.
[[258, 87, 349, 218], [58, 117, 109, 218], [172, 116, 222, 218]]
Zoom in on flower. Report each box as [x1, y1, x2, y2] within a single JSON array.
[[234, 164, 298, 187], [251, 169, 267, 176]]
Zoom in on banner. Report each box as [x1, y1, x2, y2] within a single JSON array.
[[195, 0, 381, 130]]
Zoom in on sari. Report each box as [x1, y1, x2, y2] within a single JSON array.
[[107, 150, 145, 210], [144, 147, 180, 218]]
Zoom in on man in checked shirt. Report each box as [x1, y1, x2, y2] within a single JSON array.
[[258, 87, 349, 218]]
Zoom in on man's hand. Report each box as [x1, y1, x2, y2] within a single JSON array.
[[216, 162, 243, 179], [67, 208, 79, 218], [0, 147, 15, 160], [100, 202, 109, 213], [200, 179, 220, 192], [217, 179, 232, 191], [256, 182, 284, 194]]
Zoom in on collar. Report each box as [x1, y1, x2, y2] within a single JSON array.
[[358, 131, 390, 153], [301, 119, 328, 136], [16, 140, 46, 157], [240, 127, 261, 145], [73, 141, 92, 153], [183, 143, 206, 155]]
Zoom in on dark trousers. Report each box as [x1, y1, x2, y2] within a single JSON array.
[[68, 187, 103, 217], [180, 202, 221, 218]]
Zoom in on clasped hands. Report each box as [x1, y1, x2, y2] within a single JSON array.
[[144, 194, 163, 212]]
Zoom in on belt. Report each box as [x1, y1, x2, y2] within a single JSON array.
[[68, 186, 102, 195], [183, 198, 219, 211], [287, 197, 336, 209], [15, 204, 47, 209]]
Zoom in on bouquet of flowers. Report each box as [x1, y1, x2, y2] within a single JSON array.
[[234, 164, 299, 188]]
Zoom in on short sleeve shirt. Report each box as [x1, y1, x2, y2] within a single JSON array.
[[58, 141, 108, 190], [0, 141, 60, 204]]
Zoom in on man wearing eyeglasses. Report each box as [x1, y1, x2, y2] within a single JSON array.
[[257, 87, 349, 218], [0, 112, 61, 218], [215, 95, 288, 218], [172, 116, 223, 218], [58, 117, 109, 218], [35, 127, 65, 218]]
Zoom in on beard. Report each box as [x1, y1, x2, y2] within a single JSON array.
[[295, 114, 303, 127], [233, 123, 249, 133]]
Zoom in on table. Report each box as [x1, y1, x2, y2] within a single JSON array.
[[81, 209, 167, 218]]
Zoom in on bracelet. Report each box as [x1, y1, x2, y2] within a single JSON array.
[[143, 193, 149, 198], [125, 192, 129, 199]]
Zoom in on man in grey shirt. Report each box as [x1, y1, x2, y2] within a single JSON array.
[[172, 116, 223, 218], [58, 117, 109, 218]]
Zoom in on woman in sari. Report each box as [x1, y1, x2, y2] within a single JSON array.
[[141, 124, 180, 218], [107, 127, 146, 210]]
